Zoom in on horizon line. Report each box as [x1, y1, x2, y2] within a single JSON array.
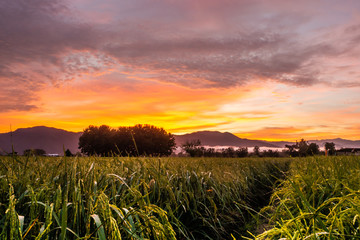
[[1, 125, 359, 142]]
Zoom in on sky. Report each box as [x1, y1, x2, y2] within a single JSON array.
[[0, 0, 360, 141]]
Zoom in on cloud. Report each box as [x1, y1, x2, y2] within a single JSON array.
[[169, 122, 233, 133], [104, 30, 335, 88], [0, 0, 108, 111], [1, 0, 360, 112], [92, 1, 349, 89]]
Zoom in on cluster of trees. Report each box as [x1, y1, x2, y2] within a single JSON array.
[[65, 149, 73, 157], [325, 142, 336, 155], [181, 140, 249, 157], [23, 148, 46, 156], [284, 139, 336, 157], [181, 140, 283, 158], [285, 139, 320, 157], [251, 146, 280, 157], [78, 124, 176, 156], [22, 148, 74, 156], [182, 139, 337, 158]]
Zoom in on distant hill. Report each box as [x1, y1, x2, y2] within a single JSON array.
[[174, 131, 278, 148], [269, 139, 360, 149], [267, 141, 294, 148], [175, 131, 360, 149], [0, 126, 81, 155], [309, 138, 360, 149]]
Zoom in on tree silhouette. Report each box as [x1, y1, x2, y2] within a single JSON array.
[[79, 124, 175, 156], [307, 143, 320, 156], [285, 139, 319, 157], [325, 142, 336, 155], [285, 144, 298, 157], [130, 124, 176, 156], [65, 149, 73, 157], [23, 149, 46, 156], [182, 139, 203, 157], [253, 146, 260, 156], [222, 147, 236, 158], [236, 147, 248, 157], [78, 125, 116, 156], [262, 149, 280, 157], [297, 139, 308, 157]]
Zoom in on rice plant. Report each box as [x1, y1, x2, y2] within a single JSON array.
[[0, 155, 290, 239], [250, 156, 360, 240]]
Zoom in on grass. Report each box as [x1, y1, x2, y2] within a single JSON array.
[[0, 155, 290, 239], [251, 156, 360, 239], [1, 155, 359, 239]]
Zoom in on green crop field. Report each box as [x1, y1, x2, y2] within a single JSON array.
[[0, 155, 359, 239]]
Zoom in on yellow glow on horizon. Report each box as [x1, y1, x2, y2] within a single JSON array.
[[0, 78, 253, 134], [1, 77, 360, 142]]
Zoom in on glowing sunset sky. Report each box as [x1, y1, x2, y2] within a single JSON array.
[[1, 0, 360, 140]]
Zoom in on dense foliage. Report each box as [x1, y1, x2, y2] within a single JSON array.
[[0, 155, 290, 239], [181, 140, 250, 157], [325, 142, 336, 155], [23, 149, 46, 156], [285, 139, 320, 157], [1, 155, 359, 239], [252, 156, 360, 239], [78, 124, 176, 156]]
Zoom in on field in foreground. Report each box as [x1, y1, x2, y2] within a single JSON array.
[[0, 155, 359, 239]]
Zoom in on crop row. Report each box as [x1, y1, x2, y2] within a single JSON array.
[[1, 155, 359, 239], [0, 156, 291, 239]]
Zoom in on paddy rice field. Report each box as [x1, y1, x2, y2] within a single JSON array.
[[0, 155, 360, 239]]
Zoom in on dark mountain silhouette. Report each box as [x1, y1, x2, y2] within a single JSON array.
[[174, 131, 278, 148], [175, 132, 360, 149], [309, 138, 360, 149], [0, 126, 81, 155], [267, 141, 293, 148], [1, 126, 359, 155]]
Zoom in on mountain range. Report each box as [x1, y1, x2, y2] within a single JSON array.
[[174, 131, 277, 148], [175, 131, 360, 149], [0, 126, 82, 155], [0, 126, 359, 155]]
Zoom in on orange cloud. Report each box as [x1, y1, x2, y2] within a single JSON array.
[[2, 78, 360, 142], [2, 76, 250, 133], [2, 0, 360, 142]]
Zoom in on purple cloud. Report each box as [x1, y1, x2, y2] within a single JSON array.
[[1, 0, 360, 112]]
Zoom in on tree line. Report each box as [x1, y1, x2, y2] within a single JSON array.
[[78, 124, 337, 157], [78, 124, 176, 156], [181, 140, 281, 158], [181, 139, 337, 157], [285, 139, 336, 157], [22, 148, 74, 157], [181, 139, 250, 157]]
